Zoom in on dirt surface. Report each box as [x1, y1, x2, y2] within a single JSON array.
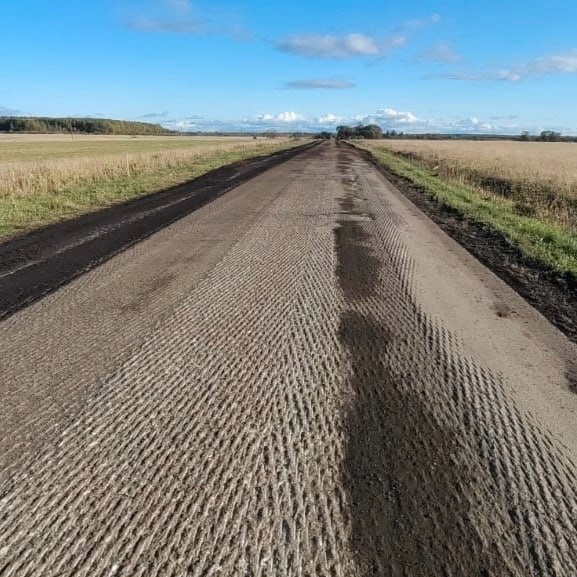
[[1, 141, 577, 576], [0, 141, 318, 320], [351, 143, 577, 345]]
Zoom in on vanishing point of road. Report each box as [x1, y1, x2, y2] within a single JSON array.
[[1, 141, 577, 576]]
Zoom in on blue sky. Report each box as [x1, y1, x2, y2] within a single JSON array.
[[1, 0, 577, 133]]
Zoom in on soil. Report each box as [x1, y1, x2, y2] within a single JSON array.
[[1, 141, 576, 576], [351, 143, 577, 345], [0, 141, 319, 320]]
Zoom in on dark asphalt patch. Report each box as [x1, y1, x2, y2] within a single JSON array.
[[0, 142, 319, 320], [338, 311, 520, 577], [334, 150, 529, 575]]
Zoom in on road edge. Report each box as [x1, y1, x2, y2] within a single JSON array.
[[0, 141, 320, 320], [345, 141, 577, 345]]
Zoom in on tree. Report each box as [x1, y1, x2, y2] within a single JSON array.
[[337, 125, 355, 139], [337, 124, 383, 140], [539, 130, 562, 142], [359, 124, 383, 139]]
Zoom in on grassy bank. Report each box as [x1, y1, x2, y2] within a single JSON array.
[[0, 138, 304, 240], [361, 139, 577, 232], [355, 143, 577, 277]]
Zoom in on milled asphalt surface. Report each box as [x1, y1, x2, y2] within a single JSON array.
[[1, 141, 577, 576]]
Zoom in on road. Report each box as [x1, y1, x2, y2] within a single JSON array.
[[1, 141, 577, 576]]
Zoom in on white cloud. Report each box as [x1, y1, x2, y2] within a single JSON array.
[[436, 51, 577, 82], [256, 112, 306, 123], [277, 33, 380, 59], [523, 53, 577, 76], [316, 114, 345, 124], [126, 16, 205, 34], [417, 43, 462, 64], [161, 108, 534, 135], [371, 108, 420, 124], [284, 79, 355, 89], [276, 13, 439, 59]]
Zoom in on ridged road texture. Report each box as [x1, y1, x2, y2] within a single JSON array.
[[1, 141, 577, 576]]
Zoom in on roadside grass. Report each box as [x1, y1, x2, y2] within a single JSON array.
[[362, 139, 577, 232], [355, 144, 577, 277], [0, 139, 304, 240]]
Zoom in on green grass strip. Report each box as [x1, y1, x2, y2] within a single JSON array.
[[360, 145, 577, 277], [0, 143, 299, 241]]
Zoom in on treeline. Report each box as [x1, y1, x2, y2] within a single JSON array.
[[0, 116, 174, 135], [324, 125, 577, 143], [336, 124, 383, 139], [518, 131, 577, 142]]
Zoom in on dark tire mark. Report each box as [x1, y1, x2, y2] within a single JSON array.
[[347, 143, 577, 348], [335, 146, 577, 576]]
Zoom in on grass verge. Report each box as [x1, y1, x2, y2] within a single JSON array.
[[356, 144, 577, 277], [0, 140, 303, 241]]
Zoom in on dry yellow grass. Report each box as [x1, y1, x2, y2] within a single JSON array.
[[0, 136, 304, 239], [0, 139, 289, 198], [355, 140, 577, 275], [363, 139, 577, 231], [0, 134, 255, 162]]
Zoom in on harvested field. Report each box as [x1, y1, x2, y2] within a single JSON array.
[[0, 134, 259, 162], [1, 141, 577, 576], [361, 139, 577, 231], [0, 135, 304, 239]]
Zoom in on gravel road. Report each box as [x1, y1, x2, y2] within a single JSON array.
[[1, 141, 576, 576]]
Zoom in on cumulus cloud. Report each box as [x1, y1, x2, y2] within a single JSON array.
[[436, 51, 577, 82], [284, 79, 355, 89], [255, 112, 306, 123], [416, 43, 462, 64], [363, 108, 420, 125], [161, 107, 527, 135], [277, 33, 381, 59]]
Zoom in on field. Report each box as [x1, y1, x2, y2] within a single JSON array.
[[0, 134, 304, 240], [365, 140, 577, 230], [358, 139, 577, 275]]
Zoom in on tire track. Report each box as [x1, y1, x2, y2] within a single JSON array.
[[335, 146, 577, 576], [1, 142, 576, 576], [0, 145, 355, 577]]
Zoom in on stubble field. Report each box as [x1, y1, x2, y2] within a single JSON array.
[[358, 139, 577, 275], [0, 134, 304, 240], [365, 139, 577, 230]]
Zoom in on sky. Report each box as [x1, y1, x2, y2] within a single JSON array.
[[1, 0, 577, 134]]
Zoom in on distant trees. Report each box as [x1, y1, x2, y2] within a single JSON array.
[[336, 124, 384, 140], [539, 130, 562, 142], [336, 125, 355, 139], [0, 116, 174, 136], [516, 130, 570, 142]]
